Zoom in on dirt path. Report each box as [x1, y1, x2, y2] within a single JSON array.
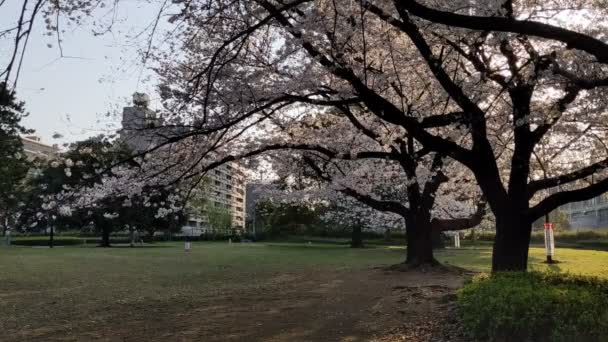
[[13, 268, 468, 342]]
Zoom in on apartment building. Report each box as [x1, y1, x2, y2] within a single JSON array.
[[561, 194, 608, 230], [120, 93, 247, 234], [183, 163, 247, 234], [209, 163, 247, 228], [20, 135, 59, 160]]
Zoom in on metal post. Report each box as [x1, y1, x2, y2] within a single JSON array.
[[252, 205, 256, 240]]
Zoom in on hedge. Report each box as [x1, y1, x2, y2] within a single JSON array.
[[10, 236, 132, 246], [457, 272, 608, 341], [472, 230, 608, 242]]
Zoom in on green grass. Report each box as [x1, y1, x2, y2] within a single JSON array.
[[437, 246, 608, 277], [0, 241, 404, 334], [1, 241, 607, 338]]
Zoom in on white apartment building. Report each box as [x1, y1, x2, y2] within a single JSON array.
[[120, 93, 247, 235], [20, 136, 59, 160]]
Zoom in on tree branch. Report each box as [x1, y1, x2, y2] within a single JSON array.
[[528, 177, 608, 221], [397, 0, 608, 63], [528, 157, 608, 194]]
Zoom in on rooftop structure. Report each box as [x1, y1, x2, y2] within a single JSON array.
[[20, 136, 59, 160]]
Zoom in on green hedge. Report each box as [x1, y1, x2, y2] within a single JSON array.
[[10, 236, 132, 246], [457, 272, 608, 342], [472, 230, 608, 242]]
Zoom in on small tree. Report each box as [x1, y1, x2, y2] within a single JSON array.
[[0, 83, 32, 235], [207, 206, 232, 237]]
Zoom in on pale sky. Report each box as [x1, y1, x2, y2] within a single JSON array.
[[1, 0, 167, 146]]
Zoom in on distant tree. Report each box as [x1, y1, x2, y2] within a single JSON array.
[[20, 136, 186, 246], [0, 83, 32, 235], [532, 210, 571, 232], [207, 205, 232, 236], [321, 195, 404, 248], [254, 199, 328, 237]]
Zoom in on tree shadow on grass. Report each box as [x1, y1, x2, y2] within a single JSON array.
[[529, 254, 564, 272]]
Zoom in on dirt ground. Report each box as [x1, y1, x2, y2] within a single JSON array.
[[9, 267, 468, 342]]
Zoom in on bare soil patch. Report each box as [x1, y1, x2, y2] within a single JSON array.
[[7, 267, 467, 342]]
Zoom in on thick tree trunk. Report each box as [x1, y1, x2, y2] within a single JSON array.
[[406, 226, 435, 265], [100, 228, 111, 247], [492, 211, 532, 272], [405, 213, 437, 266], [351, 225, 364, 248]]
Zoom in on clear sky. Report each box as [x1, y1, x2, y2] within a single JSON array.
[[1, 0, 166, 147]]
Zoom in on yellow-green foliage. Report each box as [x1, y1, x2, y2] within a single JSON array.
[[457, 272, 608, 342]]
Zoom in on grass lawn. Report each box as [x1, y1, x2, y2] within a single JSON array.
[[0, 241, 405, 339], [436, 246, 608, 276], [0, 241, 607, 340]]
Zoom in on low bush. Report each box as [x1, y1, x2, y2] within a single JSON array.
[[457, 272, 608, 342], [11, 236, 85, 246]]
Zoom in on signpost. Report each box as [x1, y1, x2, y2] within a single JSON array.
[[544, 222, 555, 263]]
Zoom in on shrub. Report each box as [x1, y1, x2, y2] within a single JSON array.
[[457, 272, 608, 342], [11, 236, 134, 246]]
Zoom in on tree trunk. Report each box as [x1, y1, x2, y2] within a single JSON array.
[[405, 213, 437, 266], [492, 211, 532, 272], [350, 225, 364, 248], [100, 228, 111, 247], [431, 227, 445, 249], [129, 227, 135, 247], [49, 226, 54, 248], [384, 228, 392, 242]]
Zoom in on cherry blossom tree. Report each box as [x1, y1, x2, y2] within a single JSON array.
[[143, 0, 608, 272], [321, 194, 404, 248], [259, 112, 485, 265], [7, 0, 608, 272]]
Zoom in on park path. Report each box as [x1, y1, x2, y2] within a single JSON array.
[[119, 268, 465, 341], [8, 267, 467, 342]]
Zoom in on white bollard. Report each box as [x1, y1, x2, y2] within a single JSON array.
[[185, 241, 192, 252], [454, 233, 460, 248]]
